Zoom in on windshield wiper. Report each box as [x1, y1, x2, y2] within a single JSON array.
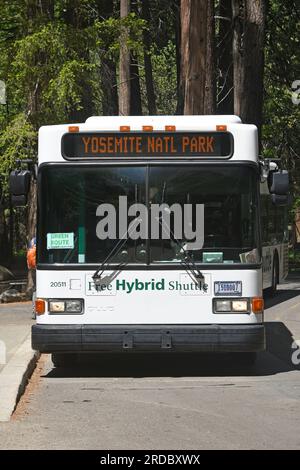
[[157, 182, 204, 285], [92, 217, 141, 284], [156, 209, 204, 286]]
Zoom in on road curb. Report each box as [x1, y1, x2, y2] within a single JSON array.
[[0, 334, 40, 422]]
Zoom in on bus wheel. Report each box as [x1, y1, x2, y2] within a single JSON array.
[[270, 256, 279, 296], [52, 353, 78, 368], [233, 352, 257, 367]]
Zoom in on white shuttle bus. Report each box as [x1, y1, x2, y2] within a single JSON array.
[[10, 115, 289, 366]]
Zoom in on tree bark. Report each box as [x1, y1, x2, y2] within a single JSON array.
[[142, 0, 156, 115], [25, 1, 53, 293], [26, 0, 54, 28], [204, 0, 216, 114], [119, 0, 131, 116], [217, 0, 233, 114], [63, 0, 94, 122], [130, 53, 142, 115], [174, 0, 183, 114], [232, 0, 265, 137], [180, 0, 210, 115], [98, 0, 119, 115], [101, 58, 119, 115]]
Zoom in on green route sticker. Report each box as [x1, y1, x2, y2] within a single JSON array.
[[47, 232, 74, 250]]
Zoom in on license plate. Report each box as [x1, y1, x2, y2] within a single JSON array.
[[214, 281, 242, 296]]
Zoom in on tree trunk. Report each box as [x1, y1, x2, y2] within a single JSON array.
[[40, 0, 54, 19], [217, 0, 233, 114], [101, 58, 119, 115], [232, 0, 265, 138], [180, 0, 210, 115], [119, 0, 131, 115], [63, 0, 94, 122], [174, 0, 183, 114], [142, 0, 156, 115], [130, 53, 142, 115], [99, 0, 119, 115], [25, 1, 53, 293], [26, 0, 54, 27], [204, 0, 216, 114]]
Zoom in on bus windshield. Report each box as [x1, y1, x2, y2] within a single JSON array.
[[38, 165, 260, 266]]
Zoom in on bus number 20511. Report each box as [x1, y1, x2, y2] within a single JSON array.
[[50, 281, 67, 288]]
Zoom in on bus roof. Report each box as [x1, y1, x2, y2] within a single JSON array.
[[85, 115, 242, 128], [38, 115, 258, 164]]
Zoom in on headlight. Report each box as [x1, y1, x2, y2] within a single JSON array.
[[214, 300, 232, 312], [49, 301, 65, 313], [213, 298, 250, 314], [48, 299, 83, 314], [65, 300, 83, 313], [232, 300, 249, 312]]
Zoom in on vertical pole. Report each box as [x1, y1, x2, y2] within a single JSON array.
[[78, 181, 86, 263], [78, 226, 86, 263]]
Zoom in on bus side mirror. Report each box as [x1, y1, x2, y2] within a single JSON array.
[[268, 170, 289, 195], [9, 170, 31, 207]]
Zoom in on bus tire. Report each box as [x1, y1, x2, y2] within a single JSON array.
[[270, 254, 279, 296], [52, 353, 78, 368]]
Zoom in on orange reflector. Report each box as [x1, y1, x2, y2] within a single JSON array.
[[68, 126, 79, 133], [252, 297, 264, 314], [120, 126, 130, 132], [142, 125, 153, 132], [165, 125, 176, 132], [35, 299, 45, 315], [216, 125, 227, 132]]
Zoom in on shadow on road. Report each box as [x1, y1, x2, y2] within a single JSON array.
[[44, 287, 300, 380], [44, 322, 300, 380], [266, 321, 300, 370], [264, 289, 300, 309]]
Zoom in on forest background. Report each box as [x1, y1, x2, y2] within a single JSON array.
[[0, 0, 299, 280]]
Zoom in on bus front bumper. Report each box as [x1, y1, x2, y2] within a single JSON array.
[[32, 324, 265, 353]]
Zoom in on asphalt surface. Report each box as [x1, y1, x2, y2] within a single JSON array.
[[0, 281, 299, 449]]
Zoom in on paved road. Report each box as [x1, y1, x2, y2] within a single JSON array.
[[0, 281, 299, 450]]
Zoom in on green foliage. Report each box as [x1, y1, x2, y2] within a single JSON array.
[[0, 1, 146, 185], [0, 113, 36, 194], [151, 41, 177, 115], [46, 59, 94, 120], [0, 0, 299, 256], [0, 0, 148, 231], [262, 0, 300, 209], [0, 6, 146, 129], [94, 13, 145, 59], [7, 21, 94, 124]]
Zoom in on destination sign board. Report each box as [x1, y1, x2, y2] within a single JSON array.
[[62, 132, 233, 159]]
